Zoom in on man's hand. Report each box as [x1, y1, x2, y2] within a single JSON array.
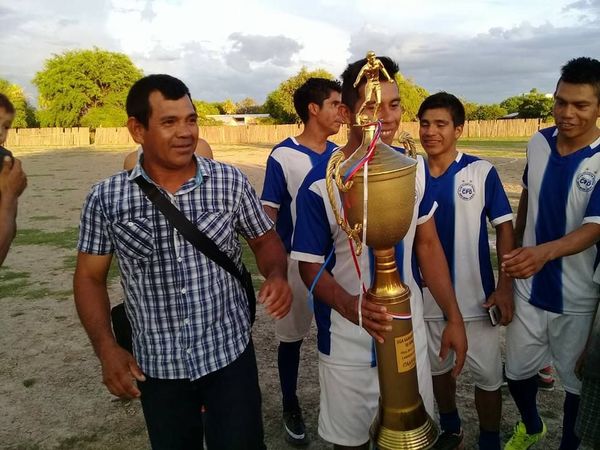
[[337, 295, 392, 344], [99, 343, 146, 399], [258, 275, 292, 320], [483, 288, 514, 326], [0, 156, 27, 200], [502, 245, 551, 278], [439, 320, 467, 378]]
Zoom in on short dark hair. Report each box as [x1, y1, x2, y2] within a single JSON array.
[[557, 57, 600, 102], [293, 78, 342, 124], [340, 56, 400, 112], [126, 74, 192, 128], [417, 92, 466, 127], [0, 93, 15, 115]]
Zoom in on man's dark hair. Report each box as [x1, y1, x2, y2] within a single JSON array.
[[0, 93, 15, 114], [340, 56, 400, 112], [557, 57, 600, 102], [293, 78, 342, 124], [417, 92, 466, 127], [126, 74, 192, 128]]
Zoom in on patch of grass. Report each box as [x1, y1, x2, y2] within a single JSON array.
[[56, 431, 101, 449], [0, 270, 30, 298], [29, 215, 60, 221], [23, 378, 36, 388], [241, 240, 263, 289], [14, 228, 79, 249], [55, 188, 77, 192]]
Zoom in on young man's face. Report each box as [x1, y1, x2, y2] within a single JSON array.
[[346, 80, 402, 145], [313, 90, 343, 136], [419, 107, 463, 158], [0, 107, 15, 145], [553, 81, 600, 143], [133, 91, 199, 170]]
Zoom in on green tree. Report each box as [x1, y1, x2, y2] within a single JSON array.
[[236, 97, 262, 114], [0, 78, 37, 127], [33, 48, 143, 127], [192, 100, 222, 125], [468, 104, 508, 120], [500, 89, 553, 119], [263, 67, 335, 124], [396, 74, 429, 121]]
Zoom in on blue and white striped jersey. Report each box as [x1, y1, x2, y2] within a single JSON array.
[[515, 126, 600, 314], [291, 151, 436, 367], [423, 153, 513, 321], [260, 137, 337, 253]]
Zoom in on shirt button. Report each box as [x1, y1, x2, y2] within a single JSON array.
[[181, 288, 186, 294], [177, 257, 183, 263], [184, 318, 190, 325], [127, 221, 134, 227], [186, 348, 192, 354]]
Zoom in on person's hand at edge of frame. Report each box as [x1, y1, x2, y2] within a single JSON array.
[[99, 343, 146, 399], [258, 274, 292, 320]]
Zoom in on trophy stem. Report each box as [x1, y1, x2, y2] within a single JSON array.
[[368, 248, 438, 450]]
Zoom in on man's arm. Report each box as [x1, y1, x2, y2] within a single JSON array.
[[0, 157, 27, 266], [73, 252, 145, 399], [414, 218, 467, 377], [502, 222, 600, 278], [246, 229, 291, 319], [262, 205, 278, 223], [513, 188, 528, 246], [483, 221, 515, 325], [298, 261, 392, 343]]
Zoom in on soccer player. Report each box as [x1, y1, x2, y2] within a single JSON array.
[[291, 56, 466, 450], [260, 77, 343, 445], [503, 57, 600, 450], [419, 92, 514, 450]]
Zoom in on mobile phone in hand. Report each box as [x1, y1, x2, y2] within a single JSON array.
[[488, 305, 501, 326]]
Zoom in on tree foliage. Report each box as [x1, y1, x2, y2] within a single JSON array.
[[236, 97, 262, 114], [464, 102, 508, 120], [263, 67, 335, 124], [396, 74, 429, 122], [33, 48, 143, 127], [500, 88, 553, 119], [0, 78, 37, 127]]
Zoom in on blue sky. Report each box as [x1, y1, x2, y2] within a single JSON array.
[[0, 0, 599, 105]]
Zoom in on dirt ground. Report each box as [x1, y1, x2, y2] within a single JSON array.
[[0, 144, 567, 449]]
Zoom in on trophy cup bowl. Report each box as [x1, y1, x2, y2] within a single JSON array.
[[327, 123, 438, 449]]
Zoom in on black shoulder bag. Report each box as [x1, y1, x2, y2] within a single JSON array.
[[110, 175, 257, 353]]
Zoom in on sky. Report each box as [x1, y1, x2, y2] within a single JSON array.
[[0, 0, 599, 106]]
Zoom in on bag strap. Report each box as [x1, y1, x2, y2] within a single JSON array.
[[133, 175, 246, 284]]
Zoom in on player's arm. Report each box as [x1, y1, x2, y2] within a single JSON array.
[[73, 252, 145, 399], [246, 229, 291, 320], [263, 205, 278, 222], [484, 221, 515, 325], [0, 157, 27, 266], [298, 261, 392, 343], [414, 218, 467, 377], [502, 223, 600, 279], [513, 188, 528, 246], [196, 138, 213, 159]]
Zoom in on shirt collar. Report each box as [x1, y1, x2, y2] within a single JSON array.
[[128, 148, 209, 193]]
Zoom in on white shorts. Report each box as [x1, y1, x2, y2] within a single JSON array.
[[317, 347, 434, 446], [275, 257, 313, 342], [426, 319, 503, 391], [505, 295, 594, 395]]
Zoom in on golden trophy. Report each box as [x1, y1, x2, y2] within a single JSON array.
[[326, 52, 438, 449]]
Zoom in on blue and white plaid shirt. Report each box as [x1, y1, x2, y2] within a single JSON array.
[[77, 155, 273, 380]]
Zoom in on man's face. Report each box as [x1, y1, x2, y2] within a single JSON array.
[[313, 90, 343, 136], [135, 91, 199, 169], [419, 107, 463, 158], [553, 81, 600, 143], [348, 80, 402, 145], [0, 107, 15, 146]]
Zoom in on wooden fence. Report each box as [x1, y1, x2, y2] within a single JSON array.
[[5, 119, 554, 148]]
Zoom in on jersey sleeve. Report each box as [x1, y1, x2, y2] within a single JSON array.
[[291, 180, 332, 264], [583, 181, 600, 225], [260, 154, 286, 209], [416, 156, 437, 224], [77, 186, 114, 255], [485, 166, 513, 227]]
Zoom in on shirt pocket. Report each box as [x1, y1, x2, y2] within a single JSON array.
[[112, 218, 154, 260], [194, 210, 234, 248]]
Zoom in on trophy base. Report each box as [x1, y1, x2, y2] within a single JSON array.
[[370, 407, 438, 450]]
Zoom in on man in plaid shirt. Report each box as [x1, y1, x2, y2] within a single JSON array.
[[73, 74, 291, 450]]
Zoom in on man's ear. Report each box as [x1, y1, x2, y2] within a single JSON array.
[[455, 124, 464, 140], [339, 104, 352, 124], [307, 102, 320, 118], [127, 117, 145, 145]]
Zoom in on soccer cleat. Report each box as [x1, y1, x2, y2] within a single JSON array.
[[283, 407, 309, 446], [504, 420, 547, 450], [432, 428, 465, 450], [537, 366, 555, 392]]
